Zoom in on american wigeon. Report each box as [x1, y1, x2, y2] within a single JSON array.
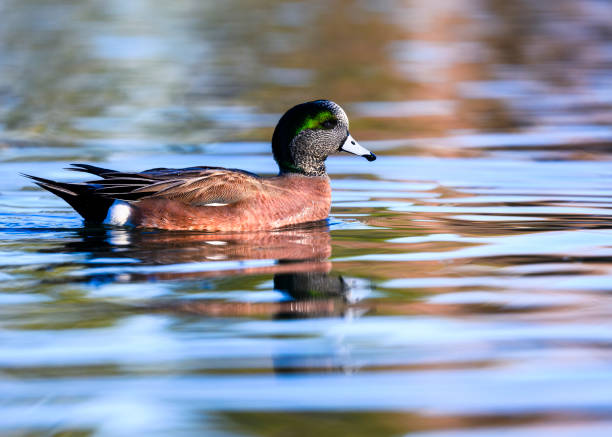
[[24, 100, 376, 231]]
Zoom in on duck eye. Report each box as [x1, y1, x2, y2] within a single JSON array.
[[321, 119, 337, 129]]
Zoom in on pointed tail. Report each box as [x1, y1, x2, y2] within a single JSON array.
[[21, 173, 113, 223]]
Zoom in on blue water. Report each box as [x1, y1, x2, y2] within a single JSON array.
[[1, 0, 612, 436]]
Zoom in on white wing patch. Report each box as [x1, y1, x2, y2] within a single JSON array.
[[205, 240, 228, 246], [204, 203, 228, 206], [104, 200, 132, 226]]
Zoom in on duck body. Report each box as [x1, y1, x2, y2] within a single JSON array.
[[24, 100, 374, 231], [122, 172, 332, 231]]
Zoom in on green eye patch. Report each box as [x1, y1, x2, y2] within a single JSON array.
[[295, 111, 336, 136]]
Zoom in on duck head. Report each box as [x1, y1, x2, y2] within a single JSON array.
[[272, 100, 376, 176]]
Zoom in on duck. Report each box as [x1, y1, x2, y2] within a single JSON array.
[[23, 99, 376, 231]]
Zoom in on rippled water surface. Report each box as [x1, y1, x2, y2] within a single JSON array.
[[2, 0, 612, 436]]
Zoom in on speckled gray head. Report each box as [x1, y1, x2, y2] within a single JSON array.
[[272, 99, 376, 176]]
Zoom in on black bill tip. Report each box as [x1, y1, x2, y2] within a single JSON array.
[[363, 153, 377, 162]]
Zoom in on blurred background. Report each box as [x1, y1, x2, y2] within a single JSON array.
[[1, 0, 612, 436]]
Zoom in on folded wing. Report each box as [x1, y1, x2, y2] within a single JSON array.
[[69, 163, 265, 205]]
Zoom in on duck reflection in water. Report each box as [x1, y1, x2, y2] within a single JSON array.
[[61, 222, 370, 318]]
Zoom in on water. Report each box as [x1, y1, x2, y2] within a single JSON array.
[[1, 0, 612, 435]]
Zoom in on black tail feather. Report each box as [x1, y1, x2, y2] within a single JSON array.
[[66, 163, 117, 178], [22, 173, 113, 223]]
